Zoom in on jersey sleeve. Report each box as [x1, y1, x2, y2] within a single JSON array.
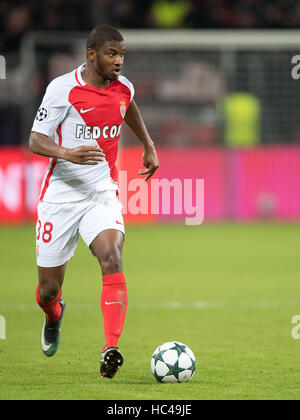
[[119, 75, 135, 102], [127, 79, 135, 102], [32, 78, 70, 139]]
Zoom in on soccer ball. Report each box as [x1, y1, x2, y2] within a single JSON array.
[[151, 341, 196, 383]]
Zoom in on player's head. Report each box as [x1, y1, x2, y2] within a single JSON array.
[[86, 24, 125, 82]]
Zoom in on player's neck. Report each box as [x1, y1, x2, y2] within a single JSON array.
[[81, 66, 110, 89]]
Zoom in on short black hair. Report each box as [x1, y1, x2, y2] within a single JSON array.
[[86, 24, 124, 50]]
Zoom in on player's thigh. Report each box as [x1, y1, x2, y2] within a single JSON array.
[[78, 191, 125, 271], [90, 229, 124, 260], [79, 191, 125, 249], [90, 229, 125, 275]]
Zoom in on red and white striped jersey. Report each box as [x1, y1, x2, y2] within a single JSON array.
[[32, 64, 134, 203]]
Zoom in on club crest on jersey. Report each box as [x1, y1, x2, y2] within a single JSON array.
[[120, 101, 126, 119]]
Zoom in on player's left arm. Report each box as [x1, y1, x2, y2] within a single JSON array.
[[125, 99, 159, 181]]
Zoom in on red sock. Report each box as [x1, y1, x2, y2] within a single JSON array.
[[100, 272, 128, 352], [35, 285, 62, 322]]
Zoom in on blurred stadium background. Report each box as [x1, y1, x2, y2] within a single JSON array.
[[1, 0, 300, 224]]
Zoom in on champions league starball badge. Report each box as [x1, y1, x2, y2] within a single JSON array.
[[36, 107, 48, 122]]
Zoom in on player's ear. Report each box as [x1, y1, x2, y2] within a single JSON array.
[[87, 48, 96, 63]]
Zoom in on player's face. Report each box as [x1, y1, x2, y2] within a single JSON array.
[[95, 41, 126, 82]]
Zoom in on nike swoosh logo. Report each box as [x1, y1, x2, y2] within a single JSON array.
[[41, 323, 52, 352], [105, 301, 123, 305], [116, 221, 123, 225], [80, 107, 95, 114]]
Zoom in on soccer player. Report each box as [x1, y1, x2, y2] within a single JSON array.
[[29, 24, 159, 379]]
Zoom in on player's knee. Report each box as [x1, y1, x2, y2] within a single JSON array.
[[38, 282, 61, 303], [100, 249, 123, 275]]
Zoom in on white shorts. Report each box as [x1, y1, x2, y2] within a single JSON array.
[[36, 190, 125, 268]]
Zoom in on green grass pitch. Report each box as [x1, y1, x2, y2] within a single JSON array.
[[1, 222, 300, 400]]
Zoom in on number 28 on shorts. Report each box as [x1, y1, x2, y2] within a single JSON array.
[[37, 220, 54, 243]]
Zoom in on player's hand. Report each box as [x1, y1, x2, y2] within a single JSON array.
[[138, 145, 159, 181], [62, 145, 105, 165]]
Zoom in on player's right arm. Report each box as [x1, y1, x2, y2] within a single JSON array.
[[29, 76, 105, 165], [29, 131, 105, 165]]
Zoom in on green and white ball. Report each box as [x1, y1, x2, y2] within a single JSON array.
[[151, 341, 196, 383]]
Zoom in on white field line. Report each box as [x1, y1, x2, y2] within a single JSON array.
[[1, 300, 300, 312]]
